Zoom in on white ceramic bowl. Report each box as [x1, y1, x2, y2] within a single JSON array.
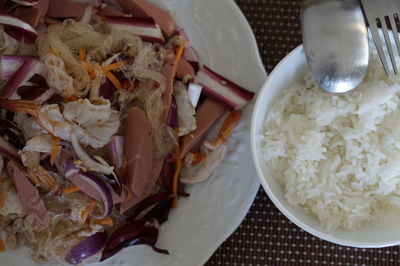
[[250, 45, 400, 248]]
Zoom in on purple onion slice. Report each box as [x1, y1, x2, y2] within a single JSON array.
[[104, 16, 164, 43], [0, 135, 20, 162], [100, 218, 168, 262], [126, 192, 174, 224], [2, 57, 42, 98], [196, 65, 255, 110], [160, 155, 189, 197], [66, 232, 108, 265], [67, 172, 113, 219], [1, 55, 37, 80], [10, 0, 39, 6], [107, 135, 124, 174], [0, 12, 37, 44]]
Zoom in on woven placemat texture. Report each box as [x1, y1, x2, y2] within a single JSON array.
[[206, 0, 400, 265]]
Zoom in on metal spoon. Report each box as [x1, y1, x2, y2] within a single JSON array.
[[301, 0, 369, 93]]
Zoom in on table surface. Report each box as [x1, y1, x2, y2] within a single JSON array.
[[206, 0, 400, 265]]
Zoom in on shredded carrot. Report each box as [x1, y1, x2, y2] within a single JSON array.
[[172, 40, 187, 77], [63, 95, 79, 103], [96, 216, 114, 227], [101, 60, 126, 72], [209, 110, 242, 147], [50, 136, 61, 165], [80, 203, 96, 221], [78, 48, 86, 61], [50, 48, 57, 56], [81, 62, 97, 79], [0, 238, 5, 252], [63, 185, 80, 194], [104, 71, 122, 90], [189, 150, 203, 166], [38, 111, 60, 127], [172, 147, 183, 208]]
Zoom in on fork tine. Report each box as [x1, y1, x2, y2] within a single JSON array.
[[390, 14, 400, 63], [369, 19, 391, 76], [381, 16, 398, 75]]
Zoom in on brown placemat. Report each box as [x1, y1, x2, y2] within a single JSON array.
[[206, 0, 400, 265]]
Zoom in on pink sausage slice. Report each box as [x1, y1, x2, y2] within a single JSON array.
[[124, 107, 153, 198], [116, 0, 177, 36], [36, 0, 50, 22], [176, 58, 195, 80], [97, 6, 127, 17], [6, 161, 50, 232], [13, 0, 49, 27], [119, 158, 163, 214], [180, 98, 228, 158], [47, 0, 86, 18], [44, 17, 60, 25], [13, 7, 40, 27]]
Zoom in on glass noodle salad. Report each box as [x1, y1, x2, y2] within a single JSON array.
[[0, 0, 254, 264]]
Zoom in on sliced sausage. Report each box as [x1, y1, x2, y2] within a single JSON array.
[[6, 161, 50, 231], [124, 107, 153, 197], [47, 0, 86, 18], [97, 6, 127, 17], [36, 0, 50, 22], [119, 157, 164, 214], [13, 7, 40, 28], [180, 98, 228, 158], [176, 58, 195, 80], [116, 0, 177, 36]]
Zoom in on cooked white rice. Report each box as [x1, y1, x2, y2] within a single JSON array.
[[262, 56, 400, 230]]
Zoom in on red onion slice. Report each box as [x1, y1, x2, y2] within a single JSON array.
[[2, 57, 42, 99], [0, 55, 37, 80], [67, 172, 113, 219], [99, 78, 117, 101], [17, 74, 54, 103], [99, 172, 122, 195], [0, 117, 24, 149], [107, 135, 124, 174], [66, 232, 108, 265], [104, 16, 164, 43], [160, 155, 189, 197], [100, 218, 168, 262], [10, 0, 39, 6], [0, 135, 20, 162], [0, 12, 37, 44], [64, 158, 80, 178], [126, 192, 174, 224], [196, 66, 255, 110]]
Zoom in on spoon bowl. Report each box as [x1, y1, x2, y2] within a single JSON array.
[[301, 0, 369, 93]]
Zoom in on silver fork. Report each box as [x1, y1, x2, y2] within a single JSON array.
[[360, 0, 400, 76]]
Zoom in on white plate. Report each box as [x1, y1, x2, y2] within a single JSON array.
[[0, 0, 267, 265]]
